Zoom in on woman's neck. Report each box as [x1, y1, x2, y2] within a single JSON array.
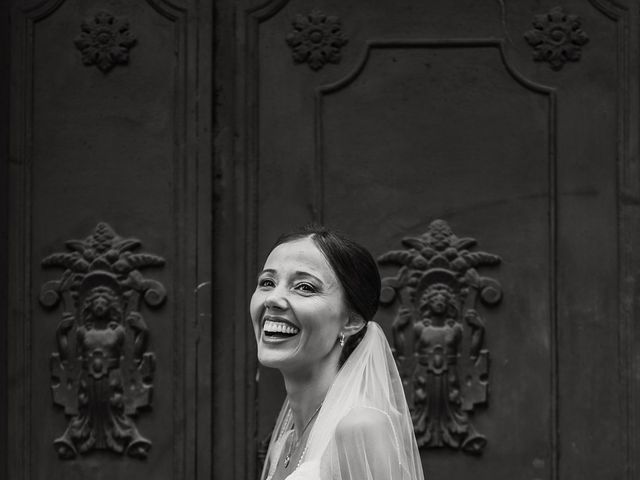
[[282, 362, 338, 435]]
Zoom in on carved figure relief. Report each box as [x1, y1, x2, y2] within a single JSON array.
[[378, 220, 502, 454], [524, 6, 589, 71], [39, 223, 165, 459], [285, 9, 348, 71], [74, 11, 137, 73]]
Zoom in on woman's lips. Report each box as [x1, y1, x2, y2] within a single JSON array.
[[263, 319, 300, 335], [261, 316, 300, 341]]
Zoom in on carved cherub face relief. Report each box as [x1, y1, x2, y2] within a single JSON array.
[[420, 284, 456, 317], [82, 286, 121, 324], [91, 293, 109, 318]]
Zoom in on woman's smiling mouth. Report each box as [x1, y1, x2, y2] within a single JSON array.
[[262, 318, 300, 339]]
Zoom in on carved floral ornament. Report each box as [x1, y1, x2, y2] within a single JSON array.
[[285, 9, 348, 71], [40, 223, 166, 459], [524, 6, 589, 71], [74, 11, 137, 73], [378, 220, 502, 454]]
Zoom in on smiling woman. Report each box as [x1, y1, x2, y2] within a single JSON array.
[[251, 226, 425, 480]]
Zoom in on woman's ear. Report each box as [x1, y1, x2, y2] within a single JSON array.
[[343, 312, 366, 338]]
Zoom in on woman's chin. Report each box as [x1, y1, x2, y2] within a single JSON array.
[[257, 352, 295, 370], [257, 336, 299, 368]]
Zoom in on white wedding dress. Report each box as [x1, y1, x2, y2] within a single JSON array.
[[261, 322, 425, 480]]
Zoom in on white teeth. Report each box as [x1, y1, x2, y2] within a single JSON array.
[[263, 320, 300, 335]]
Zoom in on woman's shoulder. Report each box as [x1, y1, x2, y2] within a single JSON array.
[[335, 406, 394, 441], [329, 406, 404, 478]]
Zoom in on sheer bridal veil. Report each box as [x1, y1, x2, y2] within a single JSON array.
[[262, 322, 425, 480]]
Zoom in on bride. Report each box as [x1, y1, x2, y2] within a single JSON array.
[[251, 226, 425, 480]]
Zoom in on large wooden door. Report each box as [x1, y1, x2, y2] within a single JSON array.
[[219, 1, 640, 479], [4, 1, 640, 480]]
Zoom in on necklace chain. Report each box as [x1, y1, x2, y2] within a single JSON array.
[[283, 402, 323, 469]]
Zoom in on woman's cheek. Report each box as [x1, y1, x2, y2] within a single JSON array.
[[249, 292, 263, 338]]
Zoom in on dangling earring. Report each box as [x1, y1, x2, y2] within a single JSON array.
[[339, 333, 345, 347]]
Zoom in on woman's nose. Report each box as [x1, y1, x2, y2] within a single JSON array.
[[264, 288, 288, 310]]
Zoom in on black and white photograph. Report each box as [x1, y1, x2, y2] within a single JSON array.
[[2, 1, 640, 479]]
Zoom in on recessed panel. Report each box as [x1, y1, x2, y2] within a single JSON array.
[[321, 45, 552, 480]]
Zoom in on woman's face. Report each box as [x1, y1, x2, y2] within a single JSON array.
[[250, 237, 348, 373]]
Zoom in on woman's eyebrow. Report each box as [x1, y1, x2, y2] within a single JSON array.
[[257, 268, 276, 279], [293, 271, 324, 284]]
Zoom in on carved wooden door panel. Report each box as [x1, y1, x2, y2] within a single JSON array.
[[6, 0, 212, 479], [222, 0, 640, 479]]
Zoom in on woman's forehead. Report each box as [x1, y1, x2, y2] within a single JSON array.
[[264, 238, 335, 279]]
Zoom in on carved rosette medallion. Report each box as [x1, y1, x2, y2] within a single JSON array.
[[285, 9, 348, 71], [378, 220, 502, 454], [74, 11, 137, 73], [524, 6, 589, 71], [40, 223, 166, 459]]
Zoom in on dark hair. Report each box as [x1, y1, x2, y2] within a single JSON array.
[[272, 225, 381, 366]]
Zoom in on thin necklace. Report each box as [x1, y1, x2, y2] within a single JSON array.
[[283, 402, 323, 468]]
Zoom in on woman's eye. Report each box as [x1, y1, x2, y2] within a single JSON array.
[[295, 283, 316, 293], [258, 278, 275, 288]]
